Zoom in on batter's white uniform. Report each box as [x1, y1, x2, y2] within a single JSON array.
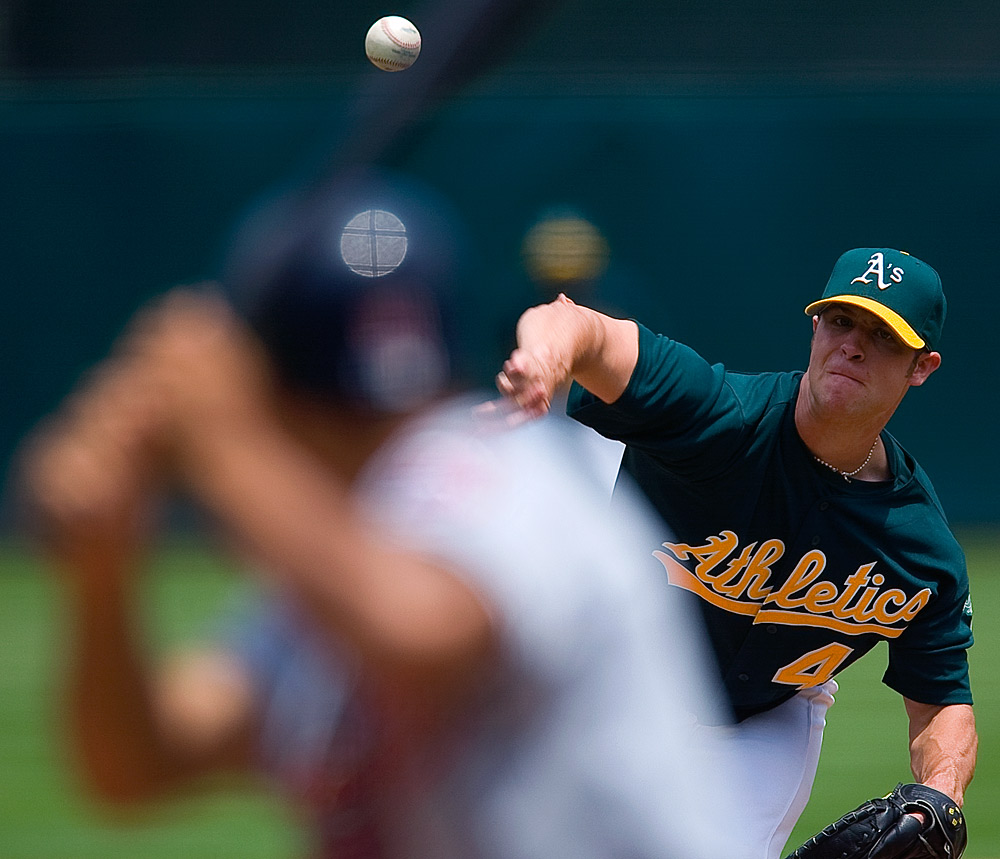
[[233, 400, 751, 859], [353, 400, 748, 858]]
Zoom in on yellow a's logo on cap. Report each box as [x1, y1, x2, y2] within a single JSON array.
[[851, 252, 904, 291]]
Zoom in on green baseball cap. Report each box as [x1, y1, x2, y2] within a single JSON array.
[[803, 248, 946, 349]]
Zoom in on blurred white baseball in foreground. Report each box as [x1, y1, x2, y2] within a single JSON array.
[[365, 16, 421, 71]]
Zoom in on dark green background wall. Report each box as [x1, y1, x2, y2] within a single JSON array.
[[3, 0, 1000, 525]]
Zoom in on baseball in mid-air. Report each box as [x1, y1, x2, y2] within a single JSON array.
[[365, 16, 421, 72]]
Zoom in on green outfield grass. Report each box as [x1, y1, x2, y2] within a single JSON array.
[[0, 542, 304, 859], [1, 532, 997, 858]]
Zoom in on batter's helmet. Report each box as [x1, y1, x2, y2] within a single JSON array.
[[221, 169, 471, 413]]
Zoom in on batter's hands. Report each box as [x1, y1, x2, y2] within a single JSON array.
[[17, 359, 164, 570], [120, 287, 277, 469]]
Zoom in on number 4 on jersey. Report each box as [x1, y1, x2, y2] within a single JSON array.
[[773, 643, 854, 688]]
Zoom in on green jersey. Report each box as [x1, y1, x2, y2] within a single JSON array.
[[568, 324, 974, 721]]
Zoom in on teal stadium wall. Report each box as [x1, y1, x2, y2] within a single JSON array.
[[3, 0, 1000, 526]]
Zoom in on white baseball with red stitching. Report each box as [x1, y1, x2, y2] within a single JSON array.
[[365, 16, 421, 71]]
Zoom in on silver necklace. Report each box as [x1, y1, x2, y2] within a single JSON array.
[[813, 438, 879, 482]]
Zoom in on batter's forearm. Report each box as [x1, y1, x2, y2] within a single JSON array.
[[61, 548, 188, 805], [176, 418, 495, 707]]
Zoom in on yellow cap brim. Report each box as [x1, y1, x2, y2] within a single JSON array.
[[803, 295, 925, 349]]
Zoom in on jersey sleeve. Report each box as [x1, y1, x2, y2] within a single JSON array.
[[567, 324, 759, 477], [882, 549, 974, 706]]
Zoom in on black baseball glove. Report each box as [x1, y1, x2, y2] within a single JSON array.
[[783, 783, 967, 859]]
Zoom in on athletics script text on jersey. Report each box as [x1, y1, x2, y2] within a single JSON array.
[[653, 530, 932, 689], [654, 530, 930, 636]]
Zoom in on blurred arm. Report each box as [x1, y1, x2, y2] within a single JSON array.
[[179, 409, 495, 711], [904, 699, 977, 805], [496, 293, 639, 417], [18, 363, 255, 806], [133, 291, 497, 718], [62, 544, 256, 806]]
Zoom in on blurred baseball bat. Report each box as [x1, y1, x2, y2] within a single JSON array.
[[220, 0, 564, 276], [321, 0, 564, 177]]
